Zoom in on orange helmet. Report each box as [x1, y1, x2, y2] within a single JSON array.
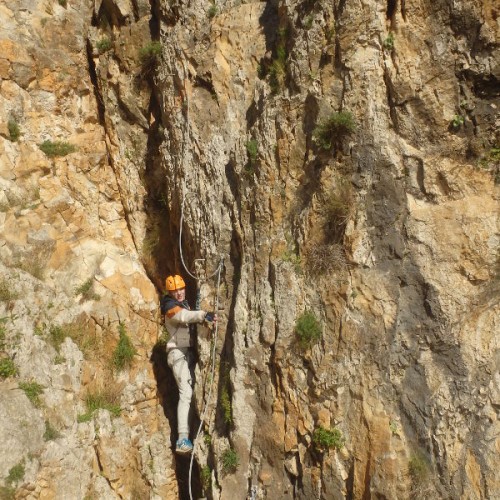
[[166, 274, 186, 291]]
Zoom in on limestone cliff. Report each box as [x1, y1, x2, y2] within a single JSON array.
[[0, 0, 498, 499]]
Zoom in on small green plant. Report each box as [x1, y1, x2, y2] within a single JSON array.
[[479, 146, 500, 167], [304, 15, 313, 30], [0, 319, 7, 350], [201, 465, 212, 491], [208, 4, 217, 18], [243, 163, 255, 179], [408, 452, 430, 482], [203, 432, 212, 446], [78, 386, 122, 422], [383, 32, 394, 50], [389, 420, 400, 436], [0, 359, 17, 379], [221, 448, 239, 474], [269, 29, 288, 93], [75, 278, 100, 301], [43, 421, 61, 441], [45, 322, 96, 355], [295, 311, 322, 347], [15, 256, 45, 280], [8, 120, 20, 142], [450, 115, 464, 129], [19, 381, 44, 407], [6, 461, 25, 484], [0, 280, 18, 302], [313, 111, 356, 150], [54, 354, 65, 364], [313, 426, 344, 450], [220, 387, 232, 425], [245, 139, 258, 164], [39, 140, 76, 157], [77, 413, 92, 423], [219, 362, 233, 425], [96, 37, 112, 53], [48, 325, 66, 352], [489, 147, 500, 162], [281, 249, 302, 274], [139, 41, 162, 67], [112, 323, 136, 371], [0, 486, 16, 499]]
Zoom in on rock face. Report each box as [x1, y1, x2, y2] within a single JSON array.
[[0, 0, 498, 499]]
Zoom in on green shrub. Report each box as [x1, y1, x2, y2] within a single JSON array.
[[313, 111, 356, 150], [479, 146, 500, 167], [48, 325, 66, 352], [489, 147, 500, 162], [281, 249, 302, 274], [295, 311, 322, 346], [77, 412, 92, 423], [78, 386, 121, 422], [0, 280, 18, 302], [45, 322, 96, 355], [220, 386, 232, 425], [208, 4, 217, 18], [0, 486, 16, 499], [139, 41, 162, 68], [6, 462, 24, 484], [19, 381, 44, 407], [221, 448, 239, 474], [201, 465, 212, 491], [245, 139, 258, 164], [14, 255, 46, 280], [313, 426, 344, 450], [75, 278, 100, 301], [112, 323, 136, 371], [0, 320, 7, 350], [0, 359, 17, 379], [96, 37, 112, 53], [8, 120, 20, 142], [269, 29, 288, 93], [43, 421, 60, 441], [203, 432, 212, 446], [409, 452, 430, 482], [39, 140, 76, 157], [383, 32, 394, 50]]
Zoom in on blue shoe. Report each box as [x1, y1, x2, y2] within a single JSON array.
[[176, 438, 193, 455]]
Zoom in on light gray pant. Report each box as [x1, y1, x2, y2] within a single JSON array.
[[167, 348, 193, 436]]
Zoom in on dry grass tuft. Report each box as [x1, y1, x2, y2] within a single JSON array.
[[307, 243, 348, 276]]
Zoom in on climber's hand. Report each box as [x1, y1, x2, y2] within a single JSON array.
[[204, 312, 217, 323]]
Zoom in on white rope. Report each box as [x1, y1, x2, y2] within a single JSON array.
[[175, 55, 224, 499], [179, 191, 223, 282], [188, 261, 223, 500]]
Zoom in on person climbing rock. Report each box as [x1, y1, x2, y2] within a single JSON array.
[[161, 274, 216, 455]]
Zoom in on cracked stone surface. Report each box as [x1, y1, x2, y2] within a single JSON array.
[[0, 0, 498, 498]]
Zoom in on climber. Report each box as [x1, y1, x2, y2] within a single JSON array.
[[161, 274, 216, 455]]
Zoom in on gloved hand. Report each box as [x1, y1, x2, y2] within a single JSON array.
[[204, 312, 216, 323]]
